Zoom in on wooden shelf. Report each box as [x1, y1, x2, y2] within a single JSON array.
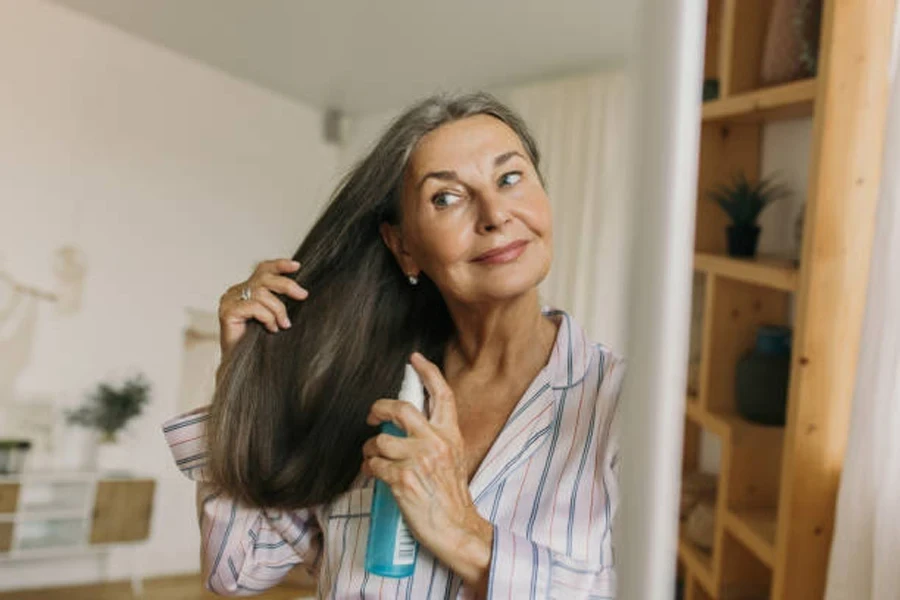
[[702, 79, 817, 123], [678, 532, 716, 596], [686, 399, 779, 440], [725, 508, 777, 568], [684, 1, 890, 597], [686, 399, 731, 439], [694, 253, 799, 292]]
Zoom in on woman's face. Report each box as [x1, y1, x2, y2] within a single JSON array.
[[384, 114, 553, 307]]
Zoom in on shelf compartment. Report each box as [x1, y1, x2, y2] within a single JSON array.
[[725, 508, 777, 568], [0, 522, 11, 552], [17, 480, 92, 514], [687, 273, 710, 399], [686, 400, 732, 439], [694, 253, 799, 292], [680, 415, 722, 598], [0, 508, 86, 523], [703, 79, 817, 123], [719, 531, 772, 599], [14, 517, 87, 552], [704, 277, 792, 417], [678, 531, 716, 597]]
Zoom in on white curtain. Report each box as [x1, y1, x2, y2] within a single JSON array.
[[825, 10, 900, 599], [495, 71, 632, 351]]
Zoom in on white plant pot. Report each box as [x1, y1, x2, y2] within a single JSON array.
[[95, 440, 125, 474], [55, 427, 97, 471]]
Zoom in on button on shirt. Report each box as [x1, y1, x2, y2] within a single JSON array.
[[162, 310, 624, 599]]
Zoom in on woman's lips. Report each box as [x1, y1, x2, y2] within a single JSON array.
[[472, 240, 529, 265]]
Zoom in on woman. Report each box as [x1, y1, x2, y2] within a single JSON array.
[[163, 92, 624, 599]]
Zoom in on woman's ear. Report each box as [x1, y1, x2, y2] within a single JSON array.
[[379, 222, 420, 278]]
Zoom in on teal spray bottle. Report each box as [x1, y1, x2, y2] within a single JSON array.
[[365, 364, 424, 577]]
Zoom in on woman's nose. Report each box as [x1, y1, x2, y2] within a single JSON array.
[[476, 191, 512, 234]]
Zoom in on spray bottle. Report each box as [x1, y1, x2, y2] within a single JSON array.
[[365, 364, 424, 577]]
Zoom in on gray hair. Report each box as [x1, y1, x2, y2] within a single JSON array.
[[208, 91, 545, 508]]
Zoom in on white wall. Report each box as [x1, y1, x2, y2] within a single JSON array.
[[760, 118, 814, 258], [0, 0, 338, 590]]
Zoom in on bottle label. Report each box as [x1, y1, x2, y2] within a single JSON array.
[[393, 517, 417, 566]]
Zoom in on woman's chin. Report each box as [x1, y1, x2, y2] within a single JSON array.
[[469, 267, 548, 302]]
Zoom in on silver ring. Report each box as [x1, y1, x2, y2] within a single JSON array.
[[240, 286, 252, 301]]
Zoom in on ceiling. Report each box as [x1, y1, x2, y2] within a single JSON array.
[[50, 0, 636, 115]]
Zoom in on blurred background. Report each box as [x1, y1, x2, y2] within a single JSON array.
[[0, 0, 897, 599]]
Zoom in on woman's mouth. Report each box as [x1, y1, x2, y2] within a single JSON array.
[[472, 240, 529, 265]]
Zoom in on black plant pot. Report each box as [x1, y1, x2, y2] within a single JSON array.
[[726, 225, 761, 258], [735, 326, 792, 426]]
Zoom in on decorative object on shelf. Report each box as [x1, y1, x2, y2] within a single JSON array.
[[685, 501, 716, 551], [0, 399, 55, 470], [680, 471, 718, 521], [760, 0, 823, 85], [736, 325, 792, 426], [56, 423, 98, 470], [702, 78, 720, 101], [65, 374, 151, 444], [0, 440, 31, 474], [708, 172, 791, 258]]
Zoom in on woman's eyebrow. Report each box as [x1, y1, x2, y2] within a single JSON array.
[[416, 150, 525, 191], [493, 150, 525, 167]]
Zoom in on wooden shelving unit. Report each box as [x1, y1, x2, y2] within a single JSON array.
[[693, 253, 798, 292], [678, 1, 895, 599], [725, 508, 776, 567], [702, 78, 816, 123]]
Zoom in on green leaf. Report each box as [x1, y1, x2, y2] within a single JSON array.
[[65, 374, 152, 439], [706, 172, 791, 226]]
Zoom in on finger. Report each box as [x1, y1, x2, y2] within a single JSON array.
[[362, 432, 416, 461], [258, 272, 309, 301], [366, 456, 399, 486], [252, 288, 292, 328], [367, 399, 435, 439], [410, 353, 458, 428], [367, 458, 433, 500], [224, 299, 280, 333], [255, 258, 301, 277]]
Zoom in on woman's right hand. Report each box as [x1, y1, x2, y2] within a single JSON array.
[[218, 258, 309, 357]]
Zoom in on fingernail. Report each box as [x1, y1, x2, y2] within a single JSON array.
[[284, 318, 291, 328], [291, 260, 300, 268]]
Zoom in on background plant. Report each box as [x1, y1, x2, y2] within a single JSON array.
[[66, 374, 151, 442], [708, 172, 791, 227]]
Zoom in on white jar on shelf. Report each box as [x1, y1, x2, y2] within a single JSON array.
[[54, 426, 97, 471]]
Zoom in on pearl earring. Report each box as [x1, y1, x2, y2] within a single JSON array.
[[408, 274, 419, 286]]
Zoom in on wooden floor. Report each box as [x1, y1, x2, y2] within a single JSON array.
[[0, 574, 316, 599]]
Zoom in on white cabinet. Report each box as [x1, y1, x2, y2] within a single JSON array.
[[0, 472, 155, 593]]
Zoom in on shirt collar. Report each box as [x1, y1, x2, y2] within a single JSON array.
[[542, 308, 593, 391]]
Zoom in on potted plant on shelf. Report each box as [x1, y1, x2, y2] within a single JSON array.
[[63, 374, 151, 470], [708, 172, 790, 258]]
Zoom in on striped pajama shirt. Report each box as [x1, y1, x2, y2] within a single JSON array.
[[163, 310, 624, 599]]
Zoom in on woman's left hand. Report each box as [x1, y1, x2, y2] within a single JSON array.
[[362, 352, 493, 593]]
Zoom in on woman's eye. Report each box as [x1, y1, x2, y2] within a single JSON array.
[[499, 172, 522, 187], [431, 192, 461, 208]]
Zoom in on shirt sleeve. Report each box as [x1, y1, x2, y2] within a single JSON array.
[[162, 408, 323, 596], [483, 352, 625, 600]]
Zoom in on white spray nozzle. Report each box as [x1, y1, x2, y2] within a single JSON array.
[[398, 364, 425, 413]]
